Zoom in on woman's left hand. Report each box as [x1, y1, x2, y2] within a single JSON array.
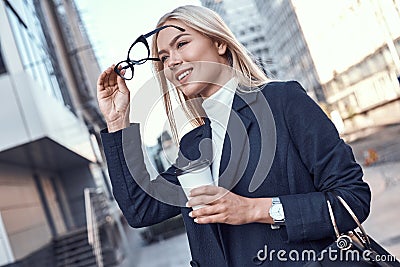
[[187, 185, 272, 225]]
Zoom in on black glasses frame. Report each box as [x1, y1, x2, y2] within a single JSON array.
[[114, 25, 185, 80]]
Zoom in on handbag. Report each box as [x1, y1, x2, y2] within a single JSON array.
[[304, 193, 400, 267]]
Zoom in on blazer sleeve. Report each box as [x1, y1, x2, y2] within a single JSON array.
[[100, 123, 181, 228], [278, 81, 371, 242]]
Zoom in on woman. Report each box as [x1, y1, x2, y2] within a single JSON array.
[[97, 5, 371, 267]]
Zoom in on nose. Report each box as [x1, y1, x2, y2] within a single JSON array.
[[167, 51, 182, 69]]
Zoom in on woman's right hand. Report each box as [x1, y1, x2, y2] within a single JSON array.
[[97, 65, 130, 132]]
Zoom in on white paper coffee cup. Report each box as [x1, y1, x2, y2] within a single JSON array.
[[176, 160, 214, 210]]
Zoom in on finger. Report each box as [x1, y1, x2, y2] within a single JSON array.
[[190, 204, 225, 218], [194, 213, 227, 224], [97, 69, 109, 92], [117, 75, 130, 95], [105, 66, 114, 89], [187, 194, 222, 207], [189, 185, 221, 197], [110, 64, 118, 86]]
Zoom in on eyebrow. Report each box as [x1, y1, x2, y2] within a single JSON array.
[[158, 33, 190, 55]]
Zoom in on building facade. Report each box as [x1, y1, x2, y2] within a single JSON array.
[[305, 0, 400, 134], [0, 0, 127, 266], [201, 0, 323, 101], [200, 0, 277, 79], [323, 37, 400, 135], [253, 0, 324, 101]]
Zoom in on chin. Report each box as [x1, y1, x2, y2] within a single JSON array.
[[178, 83, 204, 98]]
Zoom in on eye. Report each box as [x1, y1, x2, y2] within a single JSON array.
[[160, 55, 169, 63], [177, 41, 188, 49]]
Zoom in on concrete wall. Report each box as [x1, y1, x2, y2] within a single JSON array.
[[0, 72, 96, 164], [344, 101, 400, 132], [39, 175, 67, 236], [0, 163, 51, 261], [0, 161, 93, 261]]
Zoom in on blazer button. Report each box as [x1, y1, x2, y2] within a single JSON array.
[[252, 256, 264, 265], [190, 260, 200, 267]]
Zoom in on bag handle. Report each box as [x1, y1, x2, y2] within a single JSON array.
[[326, 199, 340, 238], [326, 192, 371, 246]]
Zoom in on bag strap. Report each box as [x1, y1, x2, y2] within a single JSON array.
[[326, 199, 340, 238], [327, 192, 371, 246]]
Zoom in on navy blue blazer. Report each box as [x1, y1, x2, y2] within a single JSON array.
[[100, 81, 371, 267]]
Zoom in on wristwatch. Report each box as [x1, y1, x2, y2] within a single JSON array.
[[269, 197, 285, 229]]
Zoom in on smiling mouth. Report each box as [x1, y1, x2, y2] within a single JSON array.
[[177, 69, 192, 81]]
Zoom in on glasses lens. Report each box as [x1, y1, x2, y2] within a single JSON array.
[[116, 61, 134, 80], [128, 41, 149, 64]]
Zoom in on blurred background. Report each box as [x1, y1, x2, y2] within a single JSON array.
[[0, 0, 399, 266]]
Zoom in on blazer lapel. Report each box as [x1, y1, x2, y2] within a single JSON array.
[[178, 118, 213, 166], [190, 118, 227, 260], [219, 86, 277, 193], [218, 91, 256, 190]]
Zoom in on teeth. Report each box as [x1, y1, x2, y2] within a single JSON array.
[[178, 70, 191, 81]]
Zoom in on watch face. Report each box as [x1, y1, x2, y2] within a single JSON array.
[[270, 204, 285, 220]]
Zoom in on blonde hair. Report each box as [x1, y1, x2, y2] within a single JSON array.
[[151, 5, 271, 142]]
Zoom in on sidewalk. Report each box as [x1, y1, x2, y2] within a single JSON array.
[[362, 161, 400, 258], [135, 233, 191, 267]]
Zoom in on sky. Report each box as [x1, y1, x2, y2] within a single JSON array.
[[75, 0, 201, 146]]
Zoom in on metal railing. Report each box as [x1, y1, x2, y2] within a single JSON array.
[[84, 188, 108, 267]]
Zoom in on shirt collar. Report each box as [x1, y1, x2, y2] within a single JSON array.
[[202, 78, 237, 121]]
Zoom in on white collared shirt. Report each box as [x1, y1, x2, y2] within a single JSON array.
[[202, 78, 238, 184]]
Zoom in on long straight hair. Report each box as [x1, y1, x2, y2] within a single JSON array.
[[151, 5, 271, 143]]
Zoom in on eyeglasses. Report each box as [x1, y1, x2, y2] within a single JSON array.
[[114, 25, 185, 80]]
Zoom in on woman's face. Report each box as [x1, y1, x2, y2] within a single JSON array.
[[156, 19, 231, 98]]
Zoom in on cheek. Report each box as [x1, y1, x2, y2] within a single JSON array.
[[182, 43, 213, 61], [163, 68, 175, 83]]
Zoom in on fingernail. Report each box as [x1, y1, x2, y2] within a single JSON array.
[[188, 211, 193, 217], [186, 201, 190, 207], [194, 218, 198, 223]]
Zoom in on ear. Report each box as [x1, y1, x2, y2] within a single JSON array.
[[214, 41, 227, 56]]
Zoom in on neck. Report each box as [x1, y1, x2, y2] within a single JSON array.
[[200, 69, 234, 98]]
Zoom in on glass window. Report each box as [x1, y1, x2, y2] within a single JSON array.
[[5, 1, 65, 104]]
